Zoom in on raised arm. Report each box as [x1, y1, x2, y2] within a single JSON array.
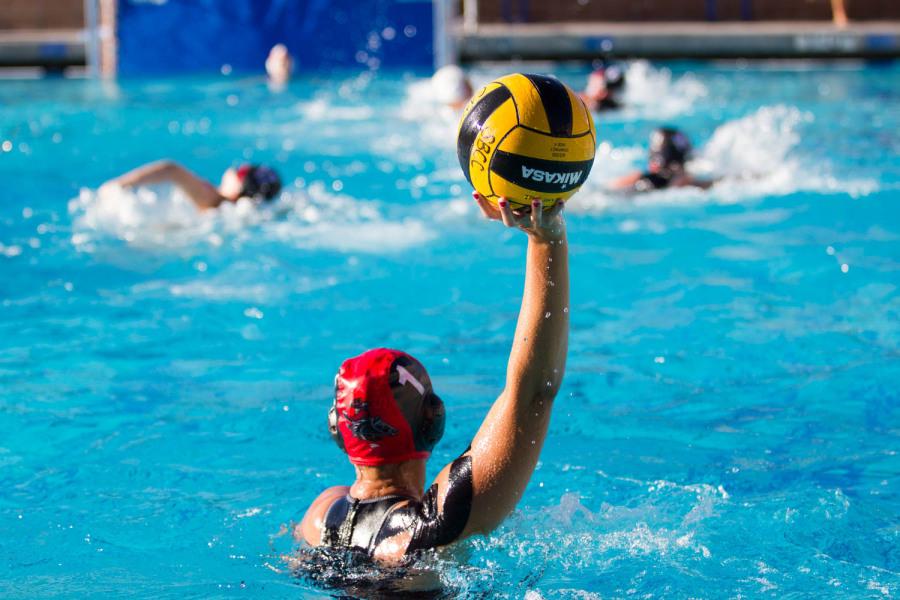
[[111, 160, 224, 209], [422, 193, 569, 541]]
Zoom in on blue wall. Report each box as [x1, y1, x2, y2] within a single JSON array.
[[117, 0, 434, 75]]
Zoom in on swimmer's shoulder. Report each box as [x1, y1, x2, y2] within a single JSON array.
[[296, 485, 349, 546]]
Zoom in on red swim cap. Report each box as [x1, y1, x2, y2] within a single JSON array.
[[328, 348, 445, 466]]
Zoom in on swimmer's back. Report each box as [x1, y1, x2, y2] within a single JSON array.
[[299, 454, 473, 561]]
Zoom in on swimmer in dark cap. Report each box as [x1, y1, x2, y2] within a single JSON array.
[[581, 63, 626, 112], [107, 160, 282, 209], [610, 127, 713, 193], [297, 194, 569, 563]]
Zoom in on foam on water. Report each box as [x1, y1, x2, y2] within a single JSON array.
[[68, 181, 436, 258], [694, 105, 878, 199], [398, 78, 467, 154], [296, 97, 376, 123], [620, 60, 709, 119]]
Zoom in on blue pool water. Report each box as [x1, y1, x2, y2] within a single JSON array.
[[1, 61, 898, 598]]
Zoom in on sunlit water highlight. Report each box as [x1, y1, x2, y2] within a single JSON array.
[[0, 62, 898, 598]]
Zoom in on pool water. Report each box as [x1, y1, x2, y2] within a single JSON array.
[[1, 61, 898, 598]]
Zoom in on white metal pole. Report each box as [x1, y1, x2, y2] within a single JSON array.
[[433, 0, 460, 69], [84, 0, 100, 77], [463, 0, 478, 33]]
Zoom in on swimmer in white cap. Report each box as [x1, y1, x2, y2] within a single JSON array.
[[106, 160, 282, 209], [431, 64, 473, 111]]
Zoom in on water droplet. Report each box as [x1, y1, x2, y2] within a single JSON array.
[[840, 263, 849, 273], [563, 307, 568, 313], [826, 246, 835, 255], [654, 356, 666, 364], [243, 307, 264, 319]]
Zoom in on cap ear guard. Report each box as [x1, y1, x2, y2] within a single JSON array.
[[328, 402, 345, 452], [329, 374, 346, 452], [413, 392, 445, 453]]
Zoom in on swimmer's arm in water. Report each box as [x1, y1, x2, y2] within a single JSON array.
[[383, 193, 569, 552], [676, 175, 715, 190], [607, 172, 716, 193], [112, 160, 224, 209], [607, 172, 644, 191]]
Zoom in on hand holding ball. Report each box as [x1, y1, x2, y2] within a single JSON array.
[[457, 73, 596, 210]]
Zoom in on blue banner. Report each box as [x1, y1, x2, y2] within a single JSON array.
[[117, 0, 434, 75]]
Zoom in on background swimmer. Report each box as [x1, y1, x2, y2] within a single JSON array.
[[609, 127, 713, 192], [106, 160, 282, 209], [431, 64, 473, 110], [266, 44, 294, 87], [581, 63, 626, 112]]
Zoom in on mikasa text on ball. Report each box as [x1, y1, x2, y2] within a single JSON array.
[[457, 73, 596, 209]]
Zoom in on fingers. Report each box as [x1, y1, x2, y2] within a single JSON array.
[[474, 193, 565, 236], [546, 200, 565, 220], [530, 199, 542, 229], [473, 191, 499, 220], [498, 197, 517, 227]]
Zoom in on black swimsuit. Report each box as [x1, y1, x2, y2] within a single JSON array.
[[320, 454, 474, 557], [321, 494, 411, 554], [595, 97, 621, 111], [633, 171, 672, 192]]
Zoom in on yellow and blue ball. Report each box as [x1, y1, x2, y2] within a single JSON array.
[[456, 73, 596, 209]]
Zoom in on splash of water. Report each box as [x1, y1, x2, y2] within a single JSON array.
[[574, 104, 879, 212], [68, 181, 436, 257], [622, 60, 709, 119]]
